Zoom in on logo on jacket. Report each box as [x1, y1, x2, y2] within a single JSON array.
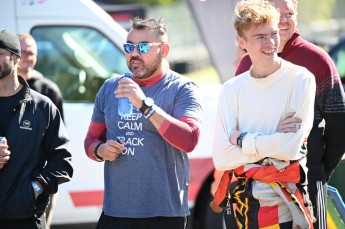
[[20, 120, 32, 130]]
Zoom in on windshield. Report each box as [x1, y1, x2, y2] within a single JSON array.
[[31, 26, 129, 102]]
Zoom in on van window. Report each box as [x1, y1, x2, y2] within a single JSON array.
[[31, 26, 129, 102]]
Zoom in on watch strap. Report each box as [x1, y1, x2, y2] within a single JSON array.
[[140, 97, 154, 114], [237, 132, 247, 148], [139, 100, 147, 113]]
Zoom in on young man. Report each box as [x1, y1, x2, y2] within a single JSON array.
[[84, 17, 202, 229], [236, 1, 345, 228], [0, 30, 73, 228], [211, 1, 316, 228]]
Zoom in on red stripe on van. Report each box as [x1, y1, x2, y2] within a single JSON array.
[[189, 158, 214, 201], [70, 190, 104, 207]]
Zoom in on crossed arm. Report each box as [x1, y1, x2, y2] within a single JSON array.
[[211, 113, 302, 196]]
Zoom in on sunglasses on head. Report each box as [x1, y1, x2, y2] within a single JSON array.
[[123, 42, 163, 54]]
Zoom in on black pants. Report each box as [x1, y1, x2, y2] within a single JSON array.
[[96, 212, 188, 229], [0, 213, 46, 229]]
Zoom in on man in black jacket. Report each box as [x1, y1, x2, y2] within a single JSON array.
[[0, 30, 73, 229]]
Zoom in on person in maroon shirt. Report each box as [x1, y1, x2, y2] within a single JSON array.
[[235, 0, 345, 228]]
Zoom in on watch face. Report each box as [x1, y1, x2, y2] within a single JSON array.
[[144, 97, 154, 107]]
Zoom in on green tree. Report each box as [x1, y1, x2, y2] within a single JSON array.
[[298, 0, 336, 22]]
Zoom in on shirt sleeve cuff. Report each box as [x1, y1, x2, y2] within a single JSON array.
[[241, 132, 260, 156]]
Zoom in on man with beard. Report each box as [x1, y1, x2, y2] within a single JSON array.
[[0, 30, 73, 228], [84, 17, 203, 229]]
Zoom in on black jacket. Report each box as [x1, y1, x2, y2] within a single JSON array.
[[0, 76, 73, 220], [27, 70, 64, 121]]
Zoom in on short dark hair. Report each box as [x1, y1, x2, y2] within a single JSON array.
[[130, 17, 168, 42]]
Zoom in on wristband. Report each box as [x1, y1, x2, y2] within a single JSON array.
[[237, 132, 247, 148], [31, 181, 43, 195], [144, 105, 156, 119], [93, 142, 104, 161]]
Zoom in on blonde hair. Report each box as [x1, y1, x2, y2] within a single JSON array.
[[18, 33, 36, 43], [234, 0, 280, 38]]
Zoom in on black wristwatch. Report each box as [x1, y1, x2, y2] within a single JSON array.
[[237, 132, 247, 148], [140, 97, 154, 114]]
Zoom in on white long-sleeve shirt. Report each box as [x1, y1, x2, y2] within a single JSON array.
[[213, 60, 316, 171]]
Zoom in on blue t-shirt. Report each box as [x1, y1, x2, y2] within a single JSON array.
[[92, 69, 203, 217]]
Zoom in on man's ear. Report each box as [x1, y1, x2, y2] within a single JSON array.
[[237, 36, 246, 50], [161, 43, 170, 58], [12, 55, 21, 65]]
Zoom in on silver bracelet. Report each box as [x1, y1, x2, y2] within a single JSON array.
[[144, 105, 156, 119]]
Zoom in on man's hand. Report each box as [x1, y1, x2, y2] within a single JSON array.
[[97, 140, 125, 161], [277, 112, 302, 133], [115, 77, 146, 110], [0, 144, 10, 170]]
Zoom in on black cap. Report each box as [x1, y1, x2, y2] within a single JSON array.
[[0, 30, 21, 57]]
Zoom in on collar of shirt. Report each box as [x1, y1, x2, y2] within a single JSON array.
[[133, 72, 165, 87]]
